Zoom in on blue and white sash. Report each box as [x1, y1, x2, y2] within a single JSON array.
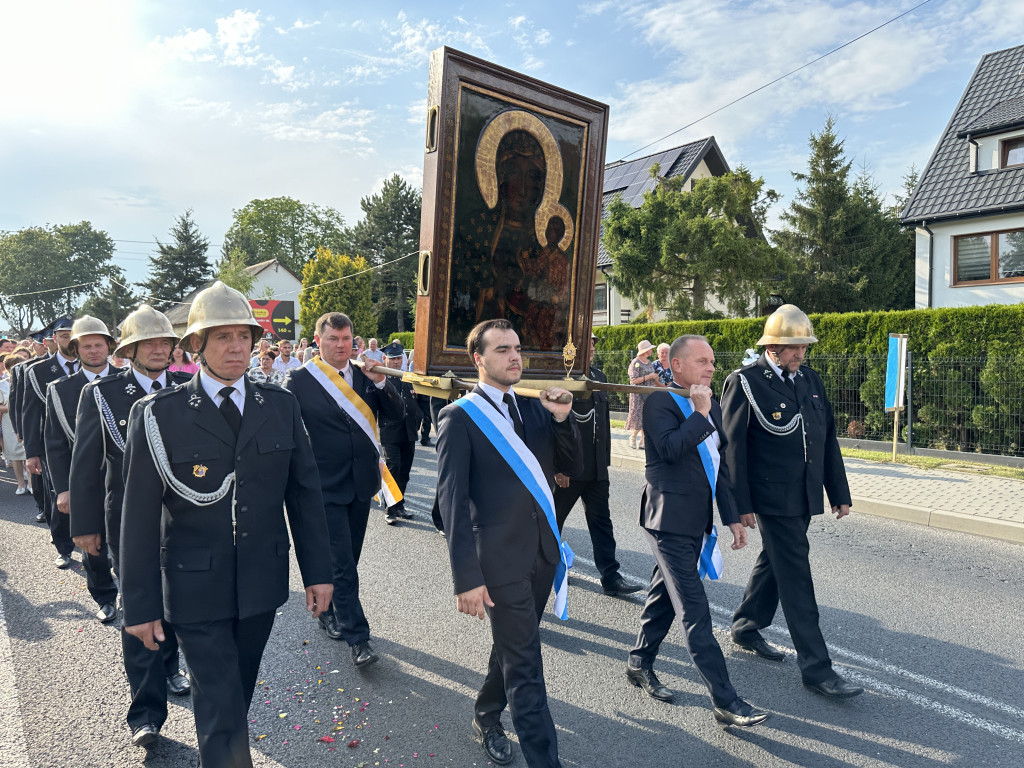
[[668, 391, 724, 580], [454, 392, 574, 620]]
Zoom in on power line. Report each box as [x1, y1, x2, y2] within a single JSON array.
[[0, 281, 100, 299], [619, 0, 937, 162]]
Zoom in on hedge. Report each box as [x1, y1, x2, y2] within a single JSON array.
[[388, 332, 415, 349]]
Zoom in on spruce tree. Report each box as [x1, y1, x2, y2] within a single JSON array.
[[140, 209, 213, 309]]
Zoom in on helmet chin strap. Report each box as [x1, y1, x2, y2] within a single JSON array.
[[129, 345, 171, 376]]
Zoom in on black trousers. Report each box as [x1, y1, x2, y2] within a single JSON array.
[[30, 471, 46, 514], [111, 546, 181, 730], [731, 513, 833, 685], [554, 477, 620, 585], [629, 528, 738, 708], [382, 440, 415, 510], [324, 499, 372, 645], [476, 550, 561, 768], [174, 611, 276, 768], [41, 460, 71, 555], [80, 534, 118, 608], [415, 394, 432, 441]]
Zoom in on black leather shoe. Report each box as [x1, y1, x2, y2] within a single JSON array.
[[398, 508, 415, 520], [713, 698, 770, 727], [167, 672, 191, 696], [95, 603, 117, 623], [351, 641, 379, 669], [420, 438, 432, 447], [131, 723, 160, 747], [625, 666, 674, 702], [318, 613, 343, 641], [603, 576, 643, 596], [733, 634, 786, 661], [54, 554, 72, 569], [34, 511, 46, 523], [472, 718, 512, 765], [804, 674, 864, 698], [385, 510, 401, 525]]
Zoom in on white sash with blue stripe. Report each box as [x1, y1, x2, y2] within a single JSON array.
[[668, 391, 724, 580], [454, 392, 574, 620]]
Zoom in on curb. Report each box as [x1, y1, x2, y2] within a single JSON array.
[[608, 450, 1024, 546]]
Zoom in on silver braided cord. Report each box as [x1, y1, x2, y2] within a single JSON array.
[[143, 404, 235, 506], [94, 389, 127, 453], [737, 374, 804, 435], [50, 387, 75, 443]]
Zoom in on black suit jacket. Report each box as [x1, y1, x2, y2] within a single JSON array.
[[119, 375, 332, 626], [380, 380, 422, 444], [573, 364, 612, 482], [9, 363, 23, 437], [22, 355, 73, 460], [640, 386, 739, 538], [44, 368, 119, 495], [69, 368, 191, 544], [720, 354, 851, 518], [283, 364, 404, 506], [436, 388, 583, 595]]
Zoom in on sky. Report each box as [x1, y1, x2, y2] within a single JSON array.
[[2, 0, 1023, 285]]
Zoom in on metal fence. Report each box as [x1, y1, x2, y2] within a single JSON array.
[[593, 350, 1024, 457]]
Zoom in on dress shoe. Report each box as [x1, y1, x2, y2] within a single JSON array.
[[54, 554, 72, 569], [398, 507, 415, 520], [34, 511, 46, 523], [95, 603, 117, 623], [317, 613, 343, 641], [385, 510, 401, 525], [602, 576, 643, 596], [351, 641, 379, 669], [167, 672, 191, 696], [472, 718, 512, 765], [130, 723, 160, 748], [15, 487, 28, 495], [804, 674, 864, 698], [713, 698, 770, 728], [732, 634, 786, 661], [420, 438, 432, 447], [625, 666, 674, 702]]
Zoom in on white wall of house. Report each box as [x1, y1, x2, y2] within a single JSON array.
[[917, 210, 1024, 308], [974, 127, 1024, 171], [249, 264, 303, 339]]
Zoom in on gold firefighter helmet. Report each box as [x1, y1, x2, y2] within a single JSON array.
[[179, 281, 262, 354], [67, 315, 116, 357], [114, 304, 179, 358], [757, 304, 818, 346]]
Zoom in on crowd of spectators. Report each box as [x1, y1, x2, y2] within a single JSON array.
[[625, 338, 678, 449]]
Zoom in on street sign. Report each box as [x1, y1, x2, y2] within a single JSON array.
[[249, 300, 295, 340], [885, 334, 908, 412]]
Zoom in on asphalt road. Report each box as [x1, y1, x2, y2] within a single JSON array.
[[1, 447, 1022, 768]]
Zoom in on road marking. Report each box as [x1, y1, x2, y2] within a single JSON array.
[[0, 585, 32, 768], [406, 503, 1024, 743]]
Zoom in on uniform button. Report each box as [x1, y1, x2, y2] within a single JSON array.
[[237, 456, 243, 462], [240, 531, 249, 538], [176, 563, 183, 569], [274, 443, 281, 449], [237, 480, 245, 487], [239, 505, 248, 513], [531, 512, 538, 519], [193, 453, 199, 459]]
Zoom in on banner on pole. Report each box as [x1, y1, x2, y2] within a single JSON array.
[[884, 334, 908, 412]]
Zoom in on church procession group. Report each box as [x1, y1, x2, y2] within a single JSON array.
[[6, 279, 864, 768]]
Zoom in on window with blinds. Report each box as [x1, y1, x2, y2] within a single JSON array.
[[954, 229, 1024, 284], [955, 235, 992, 282]]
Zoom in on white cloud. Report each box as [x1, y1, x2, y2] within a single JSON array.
[[276, 18, 320, 34], [216, 9, 262, 66], [252, 101, 374, 145], [535, 29, 552, 46], [150, 28, 215, 62], [509, 15, 528, 30]]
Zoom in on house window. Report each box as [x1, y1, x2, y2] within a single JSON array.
[[1001, 137, 1024, 168], [954, 228, 1024, 284], [593, 283, 607, 313]]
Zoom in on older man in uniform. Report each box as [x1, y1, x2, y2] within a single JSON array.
[[22, 318, 77, 567], [43, 316, 120, 623], [69, 305, 194, 748], [721, 305, 863, 699], [120, 282, 333, 768], [284, 312, 404, 669], [379, 340, 420, 525], [437, 318, 581, 768], [554, 333, 640, 597]]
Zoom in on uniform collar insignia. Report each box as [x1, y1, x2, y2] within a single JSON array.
[[125, 382, 136, 395], [762, 368, 773, 379], [253, 388, 265, 406], [188, 392, 202, 409], [50, 364, 58, 373]]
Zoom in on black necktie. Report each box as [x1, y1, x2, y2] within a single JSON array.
[[785, 376, 796, 396], [219, 386, 241, 437], [65, 361, 76, 376], [151, 380, 162, 392], [503, 393, 526, 441]]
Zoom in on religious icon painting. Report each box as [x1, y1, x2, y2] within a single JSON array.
[[414, 47, 608, 378]]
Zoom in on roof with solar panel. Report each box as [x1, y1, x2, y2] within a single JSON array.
[[597, 137, 730, 267]]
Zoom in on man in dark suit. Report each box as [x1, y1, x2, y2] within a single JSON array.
[[626, 335, 769, 728], [43, 316, 120, 623], [120, 282, 333, 768], [23, 318, 78, 567], [70, 304, 194, 748], [554, 332, 640, 597], [437, 318, 581, 768], [12, 334, 50, 523], [283, 312, 404, 669], [379, 341, 420, 525], [721, 304, 863, 699]]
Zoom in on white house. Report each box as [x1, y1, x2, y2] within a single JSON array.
[[901, 44, 1024, 309], [595, 137, 734, 326]]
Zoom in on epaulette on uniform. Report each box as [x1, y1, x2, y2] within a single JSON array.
[[254, 380, 290, 396]]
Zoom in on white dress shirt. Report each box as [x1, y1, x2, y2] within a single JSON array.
[[83, 365, 111, 383], [132, 368, 169, 394], [477, 381, 521, 430], [200, 371, 246, 416], [337, 361, 385, 390]]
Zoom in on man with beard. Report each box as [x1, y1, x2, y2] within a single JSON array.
[[43, 316, 120, 623], [436, 319, 580, 767], [69, 305, 193, 749]]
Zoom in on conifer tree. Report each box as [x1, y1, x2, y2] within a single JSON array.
[[140, 209, 213, 309]]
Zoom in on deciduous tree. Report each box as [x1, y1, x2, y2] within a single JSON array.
[[298, 247, 376, 341]]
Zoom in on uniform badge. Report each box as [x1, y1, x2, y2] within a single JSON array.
[[125, 383, 136, 395], [772, 412, 782, 420], [188, 392, 202, 409], [253, 389, 265, 406], [193, 464, 208, 478], [50, 365, 58, 374], [762, 369, 772, 379]]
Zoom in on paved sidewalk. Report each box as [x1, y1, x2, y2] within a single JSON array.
[[610, 428, 1024, 545]]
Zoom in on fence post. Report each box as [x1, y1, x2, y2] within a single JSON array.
[[906, 350, 914, 455]]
